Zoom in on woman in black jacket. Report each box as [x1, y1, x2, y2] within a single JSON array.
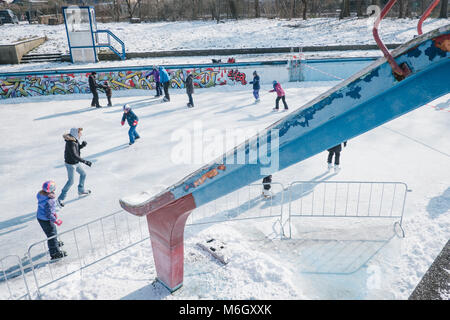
[[57, 128, 92, 207]]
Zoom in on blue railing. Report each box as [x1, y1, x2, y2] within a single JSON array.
[[95, 30, 126, 60]]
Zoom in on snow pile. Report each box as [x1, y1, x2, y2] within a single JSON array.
[[1, 17, 448, 55]]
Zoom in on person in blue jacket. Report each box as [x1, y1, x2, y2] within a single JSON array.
[[159, 66, 171, 102], [37, 181, 67, 260], [249, 70, 261, 103], [121, 104, 140, 145]]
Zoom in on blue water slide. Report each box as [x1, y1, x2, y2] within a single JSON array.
[[120, 24, 450, 214]]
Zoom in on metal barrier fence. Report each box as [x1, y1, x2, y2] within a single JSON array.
[[287, 181, 409, 238], [186, 182, 286, 236], [26, 210, 148, 299], [0, 255, 31, 300], [1, 180, 409, 298]]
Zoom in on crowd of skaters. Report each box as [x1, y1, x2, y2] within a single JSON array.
[[37, 63, 348, 260]]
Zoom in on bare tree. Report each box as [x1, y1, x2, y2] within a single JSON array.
[[301, 0, 307, 20], [356, 0, 365, 17], [228, 0, 239, 19], [339, 0, 350, 19], [439, 0, 448, 18], [255, 0, 260, 18]]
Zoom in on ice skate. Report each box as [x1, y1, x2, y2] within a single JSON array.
[[57, 198, 65, 208], [334, 165, 341, 173], [50, 250, 67, 261], [272, 108, 279, 112], [78, 189, 91, 197], [327, 163, 333, 171], [262, 189, 273, 199]]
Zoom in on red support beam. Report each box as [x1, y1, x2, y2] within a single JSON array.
[[418, 0, 441, 35], [372, 0, 410, 80], [120, 193, 196, 291]]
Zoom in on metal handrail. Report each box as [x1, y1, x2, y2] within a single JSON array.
[[372, 0, 409, 79], [417, 0, 441, 35], [95, 29, 126, 60]]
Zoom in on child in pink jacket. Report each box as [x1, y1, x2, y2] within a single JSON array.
[[269, 80, 289, 111]]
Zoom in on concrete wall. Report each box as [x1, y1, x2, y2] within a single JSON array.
[[0, 37, 47, 65], [0, 57, 378, 100], [0, 61, 288, 99]]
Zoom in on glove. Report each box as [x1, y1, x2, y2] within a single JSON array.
[[54, 219, 63, 226], [81, 141, 87, 147], [84, 160, 92, 167], [132, 120, 138, 126], [121, 121, 125, 126]]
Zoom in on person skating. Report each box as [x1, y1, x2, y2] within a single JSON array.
[[249, 71, 261, 104], [185, 72, 194, 108], [121, 104, 140, 145], [104, 81, 113, 107], [327, 141, 347, 172], [37, 180, 67, 260], [146, 66, 162, 97], [57, 128, 92, 207], [88, 72, 103, 108], [269, 80, 288, 111], [159, 66, 171, 102], [262, 175, 273, 198]]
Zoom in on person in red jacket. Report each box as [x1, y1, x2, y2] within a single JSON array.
[[269, 80, 289, 111]]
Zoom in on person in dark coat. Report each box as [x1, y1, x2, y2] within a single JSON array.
[[327, 141, 347, 172], [146, 66, 162, 97], [57, 128, 92, 207], [88, 72, 103, 108], [249, 70, 260, 103], [37, 180, 67, 260], [185, 72, 194, 108], [104, 81, 112, 106], [121, 104, 140, 145]]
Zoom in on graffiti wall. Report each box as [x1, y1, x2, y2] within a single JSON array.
[[0, 63, 287, 100]]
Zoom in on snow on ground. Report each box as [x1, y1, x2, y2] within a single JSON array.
[[0, 81, 448, 299], [0, 17, 448, 64]]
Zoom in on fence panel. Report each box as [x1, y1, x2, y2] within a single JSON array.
[[287, 181, 408, 238], [26, 210, 147, 298], [0, 255, 31, 300], [186, 182, 285, 228]]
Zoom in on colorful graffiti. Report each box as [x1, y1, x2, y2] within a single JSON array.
[[0, 66, 251, 100]]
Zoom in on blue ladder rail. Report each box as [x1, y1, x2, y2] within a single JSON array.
[[95, 29, 126, 60]]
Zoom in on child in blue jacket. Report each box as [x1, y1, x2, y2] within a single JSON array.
[[121, 104, 140, 145], [37, 181, 67, 260], [249, 70, 260, 103]]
